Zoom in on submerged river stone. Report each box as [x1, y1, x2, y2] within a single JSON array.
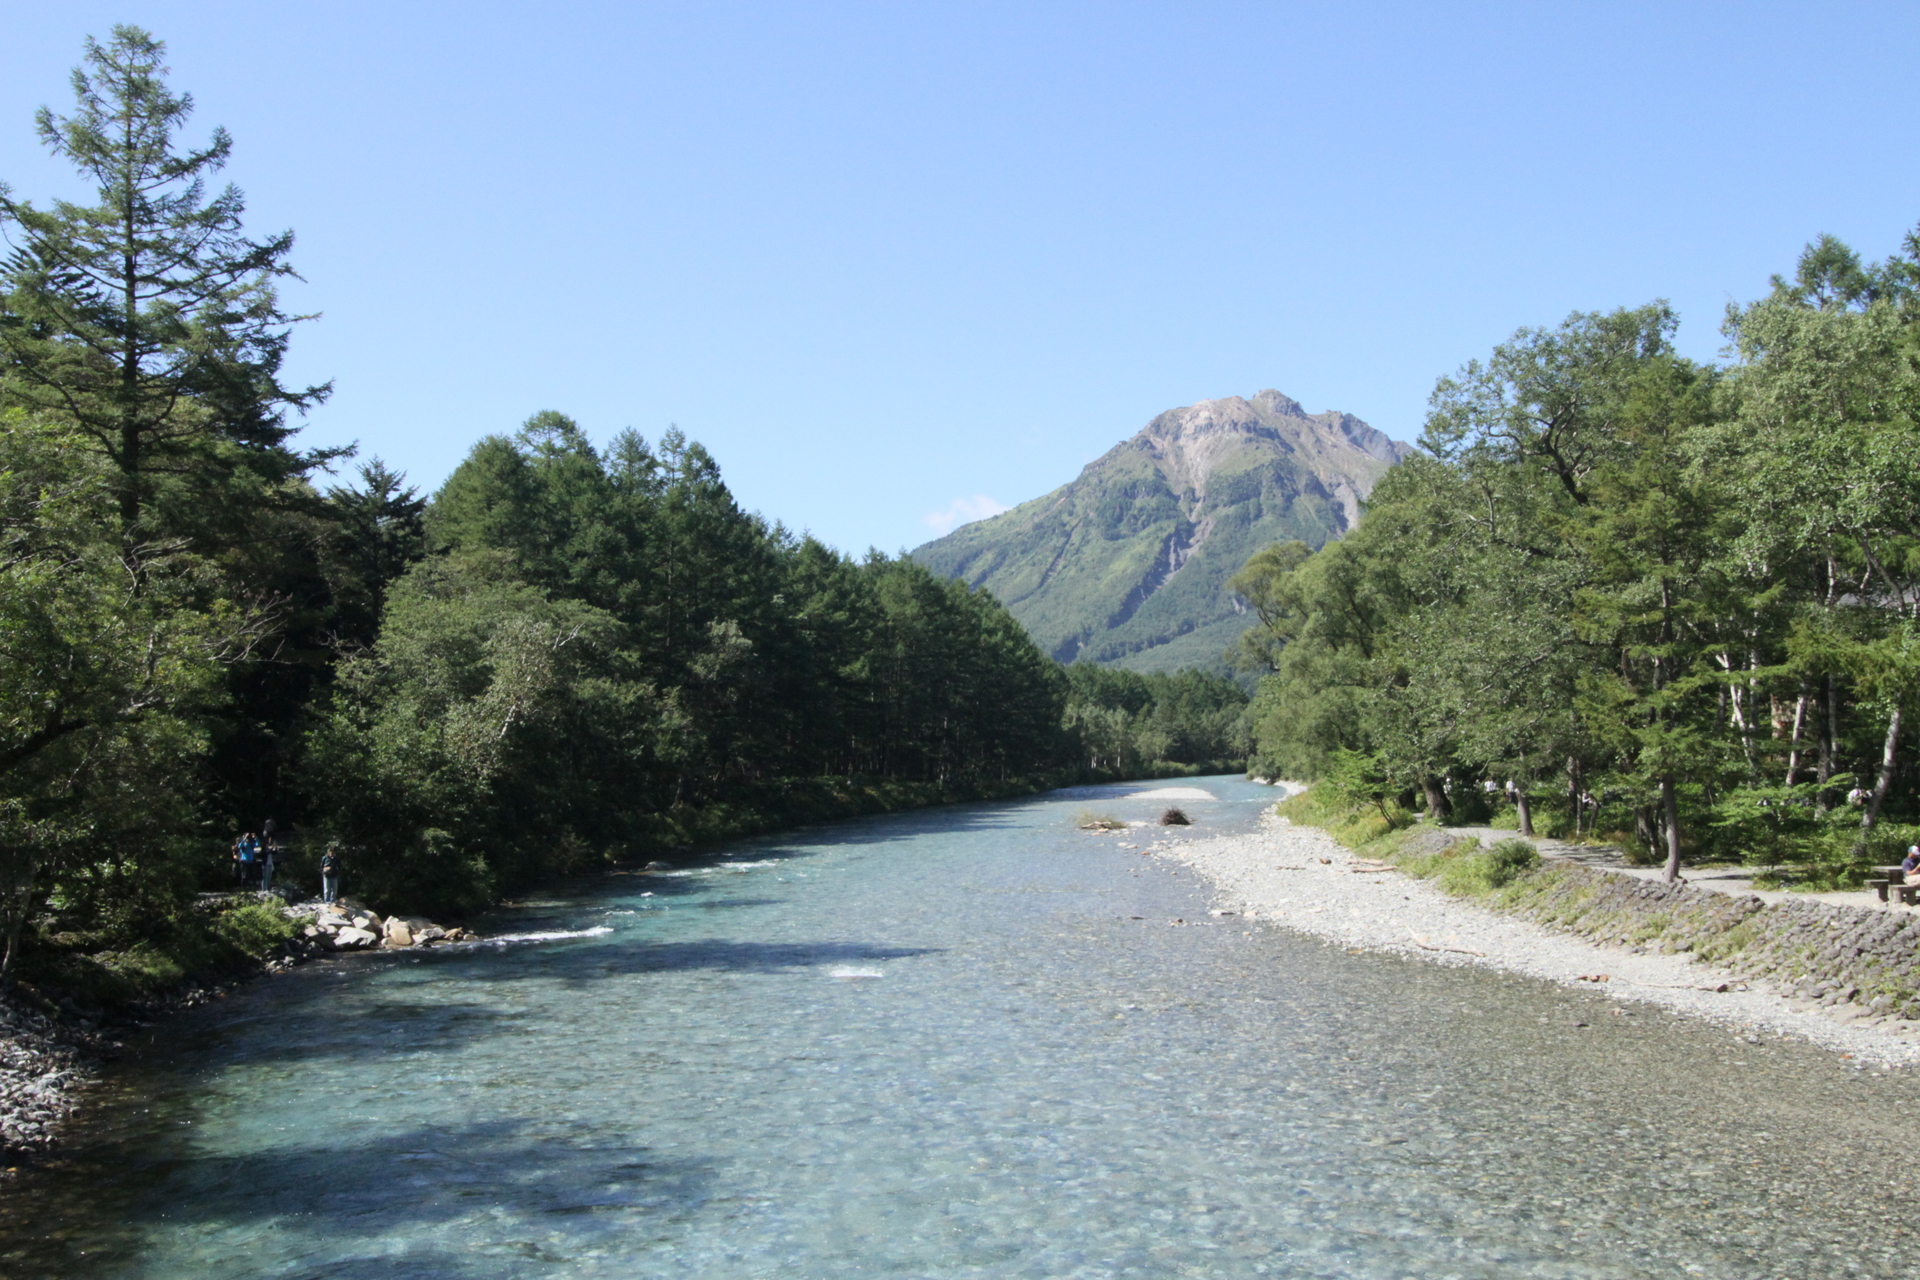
[[0, 776, 1915, 1278]]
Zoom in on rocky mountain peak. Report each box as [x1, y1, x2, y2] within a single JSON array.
[[1251, 388, 1305, 416], [1122, 390, 1409, 506], [915, 389, 1414, 674]]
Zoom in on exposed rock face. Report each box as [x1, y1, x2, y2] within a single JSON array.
[[913, 391, 1412, 673]]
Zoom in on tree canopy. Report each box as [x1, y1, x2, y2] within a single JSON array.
[[1237, 237, 1920, 882]]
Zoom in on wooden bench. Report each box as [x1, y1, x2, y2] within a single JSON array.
[[1869, 867, 1920, 905]]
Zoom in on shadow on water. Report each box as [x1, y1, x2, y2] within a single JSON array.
[[164, 998, 530, 1069], [157, 932, 942, 1066], [445, 937, 943, 986], [633, 793, 1039, 867], [0, 1118, 718, 1279]]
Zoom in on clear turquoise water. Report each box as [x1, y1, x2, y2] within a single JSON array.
[[1, 777, 1915, 1278]]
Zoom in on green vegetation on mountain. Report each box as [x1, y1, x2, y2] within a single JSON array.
[[913, 390, 1410, 673], [1239, 235, 1920, 884]]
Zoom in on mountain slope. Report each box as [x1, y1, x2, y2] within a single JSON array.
[[912, 390, 1412, 673]]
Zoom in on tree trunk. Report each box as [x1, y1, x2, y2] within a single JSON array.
[[1567, 756, 1584, 838], [1421, 775, 1451, 822], [1661, 774, 1683, 884], [1864, 707, 1902, 831], [1816, 675, 1836, 813], [0, 853, 43, 989], [1635, 805, 1660, 859], [1729, 649, 1759, 777], [1784, 683, 1808, 787], [1515, 789, 1534, 837]]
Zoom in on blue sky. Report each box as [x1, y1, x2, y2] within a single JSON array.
[[4, 2, 1918, 555]]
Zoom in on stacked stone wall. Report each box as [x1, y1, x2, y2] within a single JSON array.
[[1504, 866, 1920, 1019]]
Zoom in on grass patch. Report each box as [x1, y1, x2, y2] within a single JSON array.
[[1389, 835, 1544, 899], [15, 896, 301, 1016], [1275, 788, 1415, 850]]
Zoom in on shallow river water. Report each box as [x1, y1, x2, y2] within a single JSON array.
[[2, 778, 1917, 1278]]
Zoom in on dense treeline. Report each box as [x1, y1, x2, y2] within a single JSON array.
[[303, 417, 1070, 914], [1062, 665, 1250, 776], [0, 29, 1243, 987], [1236, 233, 1920, 882]]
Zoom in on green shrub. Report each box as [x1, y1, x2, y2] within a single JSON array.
[[210, 902, 297, 958], [1849, 822, 1920, 867], [1396, 835, 1541, 897], [93, 943, 187, 992], [1486, 838, 1542, 886], [1274, 787, 1348, 828], [1434, 850, 1501, 896]]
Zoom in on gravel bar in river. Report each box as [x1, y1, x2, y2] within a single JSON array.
[[1152, 809, 1920, 1070]]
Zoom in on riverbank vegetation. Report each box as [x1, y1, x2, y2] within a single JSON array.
[[0, 28, 1245, 1005], [1239, 233, 1920, 884]]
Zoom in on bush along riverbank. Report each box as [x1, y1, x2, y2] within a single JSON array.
[[1278, 788, 1920, 1031]]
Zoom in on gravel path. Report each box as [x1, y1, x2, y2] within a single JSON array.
[[1143, 811, 1920, 1070]]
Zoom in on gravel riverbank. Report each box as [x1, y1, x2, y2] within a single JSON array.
[[1146, 809, 1920, 1070], [0, 999, 91, 1165], [0, 896, 473, 1169]]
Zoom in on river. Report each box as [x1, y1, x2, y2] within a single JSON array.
[[0, 777, 1914, 1278]]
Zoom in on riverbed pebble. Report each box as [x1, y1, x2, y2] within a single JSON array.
[[0, 1001, 83, 1159], [1163, 811, 1920, 1069]]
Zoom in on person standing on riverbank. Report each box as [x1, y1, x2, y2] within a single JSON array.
[[320, 844, 342, 904], [260, 839, 277, 894]]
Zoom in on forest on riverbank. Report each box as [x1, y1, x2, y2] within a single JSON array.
[[1233, 233, 1920, 883], [0, 28, 1247, 1000]]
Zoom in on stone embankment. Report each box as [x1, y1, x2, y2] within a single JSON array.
[[1490, 860, 1920, 1023]]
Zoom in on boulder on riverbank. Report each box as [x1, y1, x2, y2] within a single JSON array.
[[285, 900, 467, 954]]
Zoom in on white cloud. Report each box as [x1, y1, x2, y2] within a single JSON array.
[[922, 494, 1009, 535]]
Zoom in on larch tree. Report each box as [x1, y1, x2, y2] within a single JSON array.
[[0, 25, 330, 533]]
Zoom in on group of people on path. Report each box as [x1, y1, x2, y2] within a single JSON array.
[[232, 820, 280, 891], [231, 820, 346, 904]]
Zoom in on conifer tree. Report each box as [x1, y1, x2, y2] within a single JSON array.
[[0, 25, 331, 530]]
